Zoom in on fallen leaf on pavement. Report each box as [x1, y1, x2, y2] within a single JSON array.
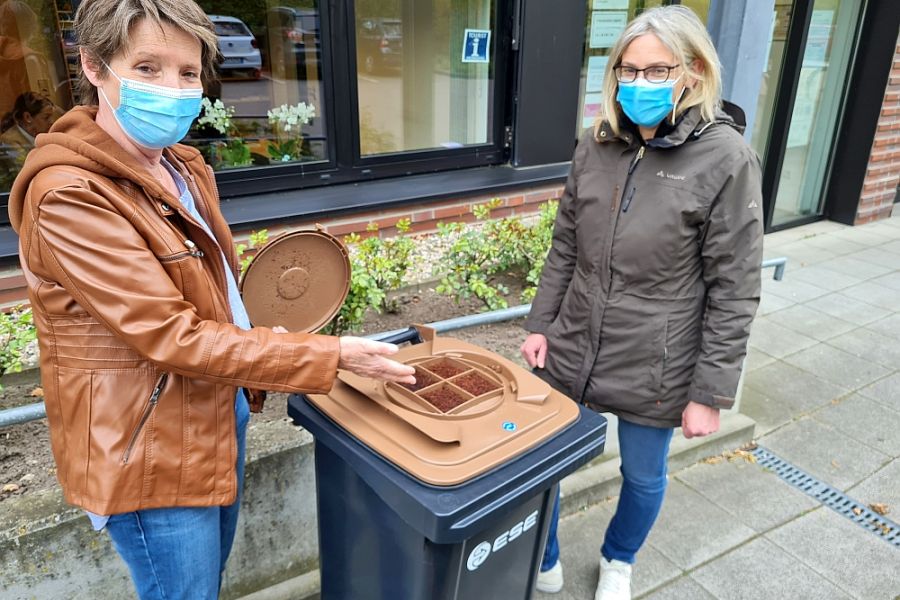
[[869, 503, 890, 516], [701, 456, 724, 465], [30, 387, 44, 397], [831, 460, 840, 469], [2, 483, 20, 493], [852, 507, 863, 516]]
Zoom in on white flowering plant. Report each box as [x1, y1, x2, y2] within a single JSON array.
[[197, 98, 251, 168], [266, 102, 316, 162]]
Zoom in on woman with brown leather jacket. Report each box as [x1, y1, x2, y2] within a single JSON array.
[[521, 7, 763, 600], [8, 1, 414, 598]]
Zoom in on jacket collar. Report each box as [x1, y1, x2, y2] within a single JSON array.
[[594, 102, 743, 149]]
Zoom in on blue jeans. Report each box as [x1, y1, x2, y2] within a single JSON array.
[[106, 392, 250, 600], [541, 417, 673, 570]]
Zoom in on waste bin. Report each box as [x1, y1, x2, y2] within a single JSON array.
[[239, 231, 607, 599], [288, 326, 607, 600]]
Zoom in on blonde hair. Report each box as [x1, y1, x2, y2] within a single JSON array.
[[74, 0, 220, 105], [596, 5, 722, 137]]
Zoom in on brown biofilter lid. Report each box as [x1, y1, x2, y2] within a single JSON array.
[[239, 228, 350, 333], [306, 327, 580, 486]]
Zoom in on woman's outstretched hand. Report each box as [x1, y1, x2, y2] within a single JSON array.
[[338, 336, 416, 385], [520, 333, 548, 369]]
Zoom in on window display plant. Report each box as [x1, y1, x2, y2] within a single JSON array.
[[266, 102, 316, 163], [197, 97, 251, 169]]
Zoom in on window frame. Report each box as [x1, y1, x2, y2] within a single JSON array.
[[0, 0, 514, 225]]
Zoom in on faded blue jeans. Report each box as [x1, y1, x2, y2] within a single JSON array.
[[106, 392, 250, 600], [542, 417, 673, 570]]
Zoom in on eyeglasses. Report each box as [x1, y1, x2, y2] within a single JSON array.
[[614, 64, 680, 84]]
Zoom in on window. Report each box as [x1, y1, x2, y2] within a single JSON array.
[[1, 0, 510, 223], [354, 0, 496, 156]]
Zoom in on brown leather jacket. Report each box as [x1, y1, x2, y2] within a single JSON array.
[[9, 107, 340, 515]]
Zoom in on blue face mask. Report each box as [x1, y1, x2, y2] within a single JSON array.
[[99, 63, 203, 149], [616, 77, 683, 128]]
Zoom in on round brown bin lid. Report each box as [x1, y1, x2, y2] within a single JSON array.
[[239, 229, 350, 333]]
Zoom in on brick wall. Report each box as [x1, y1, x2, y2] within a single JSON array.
[[0, 184, 564, 309], [856, 38, 900, 224]]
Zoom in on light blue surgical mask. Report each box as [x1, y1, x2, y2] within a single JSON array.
[[616, 76, 684, 128], [99, 63, 203, 149]]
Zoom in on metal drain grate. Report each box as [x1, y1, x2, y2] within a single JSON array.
[[751, 445, 900, 548]]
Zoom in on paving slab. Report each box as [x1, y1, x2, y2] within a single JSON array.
[[760, 417, 890, 491], [675, 459, 819, 533], [739, 384, 796, 435], [766, 508, 900, 600], [761, 276, 831, 303], [817, 255, 894, 280], [870, 271, 900, 291], [747, 318, 819, 359], [691, 536, 853, 600], [858, 373, 900, 411], [845, 247, 900, 270], [881, 239, 900, 255], [829, 228, 896, 247], [755, 290, 796, 316], [825, 327, 900, 370], [801, 235, 870, 257], [763, 304, 858, 342], [838, 281, 900, 312], [767, 241, 839, 267], [846, 459, 900, 514], [866, 313, 900, 340], [786, 264, 865, 292], [745, 347, 777, 372], [644, 480, 756, 571], [804, 292, 891, 326], [812, 394, 900, 456], [782, 343, 892, 390], [744, 361, 850, 415], [640, 575, 716, 600]]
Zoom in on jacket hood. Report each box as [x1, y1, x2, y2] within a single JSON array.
[[9, 106, 202, 232], [596, 100, 746, 149]]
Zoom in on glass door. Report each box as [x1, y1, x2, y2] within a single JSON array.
[[769, 0, 862, 227]]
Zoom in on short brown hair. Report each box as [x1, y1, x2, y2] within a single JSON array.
[[74, 0, 220, 105]]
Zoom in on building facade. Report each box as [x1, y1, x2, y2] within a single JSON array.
[[0, 0, 897, 306]]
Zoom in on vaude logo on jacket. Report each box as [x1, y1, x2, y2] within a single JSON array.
[[656, 170, 686, 181], [466, 510, 539, 571]]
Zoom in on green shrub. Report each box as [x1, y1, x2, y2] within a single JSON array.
[[0, 306, 37, 387], [324, 220, 414, 335], [435, 199, 559, 310], [235, 229, 269, 278]]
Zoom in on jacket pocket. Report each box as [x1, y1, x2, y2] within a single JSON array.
[[650, 318, 669, 397], [122, 372, 169, 464]]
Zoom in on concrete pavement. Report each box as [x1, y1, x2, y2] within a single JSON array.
[[536, 207, 900, 600]]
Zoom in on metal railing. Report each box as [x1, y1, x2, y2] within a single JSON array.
[[0, 257, 787, 429]]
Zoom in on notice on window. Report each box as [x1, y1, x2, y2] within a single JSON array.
[[802, 10, 833, 68], [593, 0, 628, 9], [590, 11, 628, 49], [462, 29, 491, 63], [586, 56, 609, 92], [582, 93, 603, 130]]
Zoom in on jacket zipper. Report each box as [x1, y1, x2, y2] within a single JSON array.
[[158, 240, 205, 263], [122, 373, 169, 464], [621, 145, 645, 213]]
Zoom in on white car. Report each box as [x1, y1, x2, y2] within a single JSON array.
[[209, 15, 262, 79]]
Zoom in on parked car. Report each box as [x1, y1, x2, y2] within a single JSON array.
[[356, 18, 402, 75], [265, 6, 321, 80], [209, 15, 262, 80]]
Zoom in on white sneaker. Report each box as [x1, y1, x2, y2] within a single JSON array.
[[594, 557, 632, 600], [536, 560, 564, 593]]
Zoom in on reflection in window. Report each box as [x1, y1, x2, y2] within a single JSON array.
[[355, 0, 496, 156], [190, 1, 328, 170], [0, 0, 73, 193]]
